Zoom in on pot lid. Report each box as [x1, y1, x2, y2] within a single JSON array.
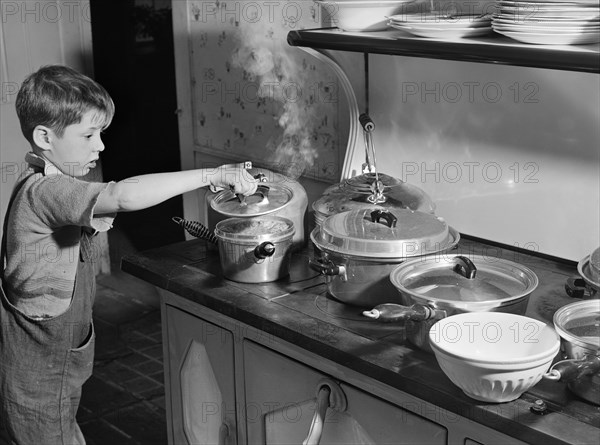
[[214, 216, 294, 243], [344, 172, 404, 192], [211, 183, 293, 217], [314, 208, 457, 259], [390, 254, 539, 304], [578, 246, 600, 291], [553, 300, 600, 350], [312, 174, 436, 217]]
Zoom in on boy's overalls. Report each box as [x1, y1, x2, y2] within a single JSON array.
[[0, 174, 96, 445]]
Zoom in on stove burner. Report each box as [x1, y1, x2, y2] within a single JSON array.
[[314, 291, 369, 321]]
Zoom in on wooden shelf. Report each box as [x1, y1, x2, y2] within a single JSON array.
[[287, 28, 600, 74]]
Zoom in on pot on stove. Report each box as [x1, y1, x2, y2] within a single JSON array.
[[543, 300, 600, 405], [207, 167, 308, 252], [309, 207, 459, 307], [214, 215, 295, 283], [312, 113, 435, 229], [312, 172, 436, 228], [363, 254, 539, 353], [565, 246, 600, 299]]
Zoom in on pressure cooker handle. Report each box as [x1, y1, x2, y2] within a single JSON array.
[[452, 255, 477, 279], [565, 276, 593, 299], [544, 355, 600, 383], [254, 242, 275, 259], [236, 184, 270, 204], [363, 303, 446, 322], [308, 258, 347, 281], [370, 209, 397, 228], [359, 113, 375, 132]]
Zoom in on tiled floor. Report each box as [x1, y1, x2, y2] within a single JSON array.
[[78, 270, 168, 444]]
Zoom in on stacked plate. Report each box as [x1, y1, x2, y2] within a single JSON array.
[[492, 0, 600, 45], [388, 12, 493, 39]]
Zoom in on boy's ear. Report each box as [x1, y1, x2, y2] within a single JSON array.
[[32, 125, 53, 151]]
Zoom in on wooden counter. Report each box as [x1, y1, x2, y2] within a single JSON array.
[[122, 237, 599, 445]]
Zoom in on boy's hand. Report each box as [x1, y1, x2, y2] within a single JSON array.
[[209, 165, 259, 196]]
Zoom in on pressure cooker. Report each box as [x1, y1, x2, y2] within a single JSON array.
[[206, 167, 308, 251]]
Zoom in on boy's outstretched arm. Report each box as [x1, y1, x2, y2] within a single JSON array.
[[95, 165, 257, 214]]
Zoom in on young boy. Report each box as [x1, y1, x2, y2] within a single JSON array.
[[0, 65, 257, 444]]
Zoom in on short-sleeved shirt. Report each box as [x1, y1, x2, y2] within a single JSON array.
[[2, 152, 116, 318]]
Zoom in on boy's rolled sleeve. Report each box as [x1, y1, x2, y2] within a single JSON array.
[[28, 175, 116, 232]]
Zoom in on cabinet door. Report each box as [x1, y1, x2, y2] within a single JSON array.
[[243, 340, 447, 444], [165, 305, 236, 445]]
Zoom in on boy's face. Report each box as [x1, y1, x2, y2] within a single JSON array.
[[44, 110, 105, 177]]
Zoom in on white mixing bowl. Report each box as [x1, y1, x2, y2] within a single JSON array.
[[316, 0, 413, 32], [429, 312, 560, 403]]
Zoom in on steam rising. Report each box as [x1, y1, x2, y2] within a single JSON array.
[[231, 20, 323, 180]]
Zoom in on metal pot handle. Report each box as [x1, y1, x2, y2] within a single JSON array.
[[452, 256, 477, 279], [254, 242, 275, 259], [565, 276, 594, 299], [308, 258, 347, 281], [363, 303, 446, 323], [370, 209, 397, 228], [543, 355, 600, 382]]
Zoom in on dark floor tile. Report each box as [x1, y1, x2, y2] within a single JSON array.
[[124, 376, 163, 396], [80, 417, 133, 445], [128, 358, 163, 375], [94, 360, 142, 384], [121, 311, 162, 335], [94, 287, 155, 326], [81, 375, 139, 416], [148, 395, 166, 412], [118, 351, 154, 368], [103, 401, 168, 445], [148, 370, 165, 385], [139, 344, 164, 360], [121, 330, 159, 350]]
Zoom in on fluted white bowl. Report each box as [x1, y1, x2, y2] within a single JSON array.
[[429, 312, 560, 403], [316, 1, 413, 32]]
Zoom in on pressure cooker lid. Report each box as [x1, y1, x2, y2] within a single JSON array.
[[214, 216, 294, 243], [390, 255, 539, 303], [553, 300, 600, 350], [578, 246, 600, 290], [344, 172, 404, 192], [210, 183, 293, 217], [312, 174, 436, 217], [314, 208, 457, 259]]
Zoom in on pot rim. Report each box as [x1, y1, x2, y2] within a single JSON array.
[[310, 226, 460, 261], [390, 254, 539, 307], [210, 183, 294, 218], [578, 253, 600, 291], [215, 216, 295, 244], [429, 313, 560, 365], [553, 300, 600, 352]]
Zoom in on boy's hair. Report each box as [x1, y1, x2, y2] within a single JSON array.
[[15, 65, 115, 144]]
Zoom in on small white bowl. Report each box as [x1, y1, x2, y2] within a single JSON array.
[[429, 312, 560, 403], [317, 0, 413, 32]]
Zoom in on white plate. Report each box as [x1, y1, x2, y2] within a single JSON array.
[[494, 16, 600, 27], [492, 20, 600, 31], [498, 0, 599, 5], [389, 19, 492, 29], [497, 10, 600, 19], [390, 23, 494, 38], [494, 28, 600, 44], [388, 12, 492, 24]]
